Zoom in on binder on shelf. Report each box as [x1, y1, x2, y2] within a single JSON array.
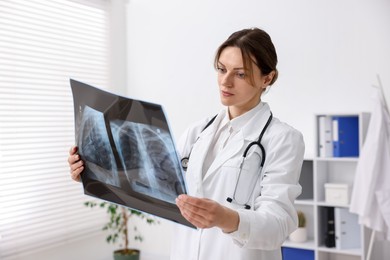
[[334, 207, 361, 249], [318, 116, 333, 157], [282, 247, 314, 260], [332, 116, 359, 157], [324, 207, 335, 248]]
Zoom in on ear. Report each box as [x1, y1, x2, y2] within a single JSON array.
[[263, 71, 276, 87]]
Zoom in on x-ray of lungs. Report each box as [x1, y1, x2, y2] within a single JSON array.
[[70, 79, 194, 228], [111, 120, 185, 204], [78, 106, 120, 187]]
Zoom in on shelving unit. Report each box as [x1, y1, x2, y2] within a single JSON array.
[[283, 113, 373, 260]]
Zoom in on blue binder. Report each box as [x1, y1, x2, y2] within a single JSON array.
[[332, 116, 359, 157], [282, 247, 314, 260]]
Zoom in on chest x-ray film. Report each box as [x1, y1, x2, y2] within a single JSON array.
[[70, 79, 194, 228]]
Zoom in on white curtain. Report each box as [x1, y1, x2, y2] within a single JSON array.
[[0, 0, 111, 258]]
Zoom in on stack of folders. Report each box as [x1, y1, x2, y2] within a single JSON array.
[[318, 116, 359, 157], [324, 207, 361, 249]]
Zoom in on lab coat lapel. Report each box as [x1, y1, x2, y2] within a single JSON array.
[[203, 103, 272, 182], [203, 133, 244, 181], [186, 113, 223, 195]]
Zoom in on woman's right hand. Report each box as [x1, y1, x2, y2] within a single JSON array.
[[68, 146, 84, 182]]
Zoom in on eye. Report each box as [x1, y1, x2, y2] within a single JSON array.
[[236, 72, 246, 79], [217, 67, 227, 74]]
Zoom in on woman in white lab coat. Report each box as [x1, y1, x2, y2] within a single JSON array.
[[172, 27, 305, 260], [68, 27, 305, 260]]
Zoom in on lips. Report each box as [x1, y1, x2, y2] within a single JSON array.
[[221, 90, 234, 97]]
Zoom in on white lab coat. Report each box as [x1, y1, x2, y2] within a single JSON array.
[[171, 103, 305, 260], [350, 87, 390, 240]]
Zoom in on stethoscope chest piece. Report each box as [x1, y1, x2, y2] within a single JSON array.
[[181, 157, 189, 171]]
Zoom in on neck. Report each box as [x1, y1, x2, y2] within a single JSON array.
[[228, 100, 261, 120]]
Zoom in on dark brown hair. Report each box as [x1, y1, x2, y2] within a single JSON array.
[[214, 27, 278, 86]]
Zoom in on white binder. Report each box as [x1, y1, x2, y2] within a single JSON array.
[[318, 116, 333, 157], [334, 207, 361, 249]]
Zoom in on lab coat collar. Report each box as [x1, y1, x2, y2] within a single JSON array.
[[229, 102, 264, 133], [241, 102, 272, 141]]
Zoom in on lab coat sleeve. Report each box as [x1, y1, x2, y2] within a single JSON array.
[[227, 126, 305, 250]]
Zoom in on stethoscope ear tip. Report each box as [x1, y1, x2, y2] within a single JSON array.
[[226, 197, 233, 203]]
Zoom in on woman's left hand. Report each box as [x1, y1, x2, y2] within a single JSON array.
[[176, 194, 239, 233]]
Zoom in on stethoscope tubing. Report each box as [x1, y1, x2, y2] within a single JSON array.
[[182, 111, 273, 210], [230, 113, 272, 209]]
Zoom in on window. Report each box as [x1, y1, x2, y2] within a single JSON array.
[[0, 0, 111, 258]]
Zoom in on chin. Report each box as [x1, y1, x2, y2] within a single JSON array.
[[220, 94, 235, 104], [220, 98, 231, 107]]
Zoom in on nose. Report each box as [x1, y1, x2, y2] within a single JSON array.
[[220, 73, 233, 88]]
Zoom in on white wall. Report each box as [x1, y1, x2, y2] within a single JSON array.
[[125, 0, 390, 258], [126, 0, 390, 158]]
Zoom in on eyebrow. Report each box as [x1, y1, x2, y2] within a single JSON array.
[[217, 61, 245, 70]]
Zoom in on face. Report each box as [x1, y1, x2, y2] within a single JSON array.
[[217, 46, 271, 119]]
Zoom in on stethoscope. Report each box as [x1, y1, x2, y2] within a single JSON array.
[[181, 112, 273, 210]]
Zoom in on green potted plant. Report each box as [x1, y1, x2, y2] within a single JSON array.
[[289, 210, 308, 243], [297, 210, 306, 228], [85, 201, 158, 260]]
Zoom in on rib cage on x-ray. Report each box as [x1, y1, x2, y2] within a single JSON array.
[[111, 120, 185, 204], [78, 106, 120, 187]]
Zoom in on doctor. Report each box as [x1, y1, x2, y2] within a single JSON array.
[[68, 27, 305, 260]]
